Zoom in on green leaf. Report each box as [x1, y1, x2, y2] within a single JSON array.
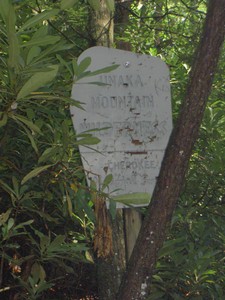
[[14, 219, 34, 230], [0, 0, 10, 24], [76, 136, 100, 145], [40, 235, 50, 254], [32, 25, 48, 40], [72, 58, 78, 75], [158, 237, 186, 258], [112, 193, 151, 206], [12, 176, 19, 198], [61, 0, 78, 10], [10, 114, 42, 134], [48, 235, 65, 252], [76, 57, 91, 76], [21, 35, 60, 48], [31, 41, 73, 64], [108, 199, 116, 219], [88, 64, 119, 76], [102, 174, 113, 191], [16, 65, 59, 100], [84, 81, 110, 86], [21, 165, 53, 185], [0, 179, 16, 196], [7, 218, 15, 231], [56, 54, 73, 76], [38, 147, 58, 164], [19, 9, 59, 32], [0, 112, 8, 127], [66, 191, 73, 217], [0, 209, 12, 226], [78, 64, 119, 80], [26, 46, 41, 65], [31, 262, 43, 283]]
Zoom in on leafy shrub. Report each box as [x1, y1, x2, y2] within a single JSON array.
[[0, 1, 96, 299]]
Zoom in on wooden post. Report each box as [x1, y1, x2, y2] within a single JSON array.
[[115, 0, 143, 261]]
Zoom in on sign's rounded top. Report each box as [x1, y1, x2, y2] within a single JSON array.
[[78, 46, 169, 74]]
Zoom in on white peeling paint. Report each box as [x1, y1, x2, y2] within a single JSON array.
[[71, 46, 172, 207]]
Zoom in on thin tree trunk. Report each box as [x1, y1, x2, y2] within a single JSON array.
[[88, 3, 126, 300], [117, 1, 225, 299]]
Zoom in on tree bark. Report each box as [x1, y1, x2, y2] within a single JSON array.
[[89, 0, 114, 47], [88, 3, 126, 300], [117, 1, 225, 299]]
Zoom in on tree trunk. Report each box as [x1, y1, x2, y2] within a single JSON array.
[[117, 1, 225, 299], [88, 3, 126, 300], [89, 0, 113, 47]]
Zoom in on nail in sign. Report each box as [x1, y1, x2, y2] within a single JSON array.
[[71, 46, 172, 207]]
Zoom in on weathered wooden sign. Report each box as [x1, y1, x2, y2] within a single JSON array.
[[71, 46, 172, 206]]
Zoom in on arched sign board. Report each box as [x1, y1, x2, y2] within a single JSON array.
[[71, 46, 172, 207]]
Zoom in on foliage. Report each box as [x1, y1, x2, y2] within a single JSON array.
[[0, 1, 100, 299]]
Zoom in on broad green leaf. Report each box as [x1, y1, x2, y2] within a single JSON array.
[[102, 174, 113, 191], [21, 35, 60, 48], [31, 262, 42, 283], [61, 0, 78, 10], [48, 235, 65, 252], [108, 199, 116, 219], [7, 218, 14, 231], [40, 235, 50, 254], [112, 193, 151, 205], [10, 114, 42, 134], [158, 237, 186, 258], [16, 65, 58, 100], [32, 25, 48, 40], [38, 147, 57, 164], [26, 46, 41, 65], [19, 9, 59, 32], [0, 0, 10, 24], [76, 57, 91, 76], [39, 265, 46, 281], [21, 165, 53, 185], [0, 209, 12, 225]]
